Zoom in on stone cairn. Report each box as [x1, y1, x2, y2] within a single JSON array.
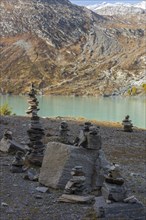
[[3, 130, 13, 140], [59, 121, 70, 144], [10, 151, 25, 173], [26, 83, 45, 166], [74, 121, 92, 147], [75, 122, 101, 150], [102, 164, 127, 202], [122, 115, 133, 132], [64, 166, 86, 195]]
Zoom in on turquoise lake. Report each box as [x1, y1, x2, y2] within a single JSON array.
[[0, 95, 146, 129]]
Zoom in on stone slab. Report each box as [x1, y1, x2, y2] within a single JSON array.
[[39, 142, 99, 191], [94, 196, 146, 219], [58, 194, 95, 204]]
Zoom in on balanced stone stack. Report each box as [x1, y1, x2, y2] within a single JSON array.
[[26, 83, 45, 166], [59, 121, 70, 144], [74, 122, 93, 147], [94, 164, 145, 219], [87, 126, 102, 150], [122, 115, 133, 132], [64, 166, 86, 195], [75, 122, 101, 150], [59, 166, 94, 203], [102, 165, 127, 202], [10, 151, 25, 173]]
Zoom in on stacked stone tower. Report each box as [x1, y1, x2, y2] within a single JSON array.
[[26, 83, 45, 166]]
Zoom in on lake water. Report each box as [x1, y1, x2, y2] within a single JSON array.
[[0, 95, 146, 129]]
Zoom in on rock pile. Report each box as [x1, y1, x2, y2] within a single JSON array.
[[122, 115, 133, 132], [59, 166, 94, 204], [102, 164, 127, 202], [74, 122, 101, 149], [26, 83, 45, 166], [10, 151, 25, 173], [64, 166, 86, 195], [59, 121, 70, 144]]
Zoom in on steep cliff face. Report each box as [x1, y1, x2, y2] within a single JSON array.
[[0, 0, 145, 96]]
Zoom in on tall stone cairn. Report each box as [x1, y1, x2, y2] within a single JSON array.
[[26, 83, 45, 166]]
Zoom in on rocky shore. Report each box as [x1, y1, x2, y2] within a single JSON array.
[[0, 115, 146, 220]]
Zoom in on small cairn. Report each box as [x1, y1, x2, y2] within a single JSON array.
[[58, 166, 94, 203], [122, 115, 133, 132], [3, 130, 13, 140], [64, 166, 86, 195], [102, 164, 127, 202], [87, 126, 102, 150], [74, 121, 93, 147], [59, 121, 70, 144], [10, 151, 25, 173], [26, 83, 45, 166], [74, 122, 102, 150]]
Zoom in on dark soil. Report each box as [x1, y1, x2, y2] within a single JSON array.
[[0, 116, 146, 220]]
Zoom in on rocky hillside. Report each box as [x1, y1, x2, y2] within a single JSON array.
[[0, 0, 146, 96]]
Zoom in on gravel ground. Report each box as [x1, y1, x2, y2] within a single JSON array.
[[0, 116, 146, 220]]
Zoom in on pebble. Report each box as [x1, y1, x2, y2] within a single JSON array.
[[1, 202, 9, 207], [34, 195, 43, 199], [36, 186, 49, 193]]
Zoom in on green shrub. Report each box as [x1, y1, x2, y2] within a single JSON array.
[[0, 103, 12, 115], [142, 83, 146, 93], [128, 89, 131, 95], [131, 86, 137, 95]]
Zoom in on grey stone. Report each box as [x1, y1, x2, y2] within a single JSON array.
[[1, 202, 9, 207], [94, 196, 145, 219], [58, 194, 95, 204], [34, 195, 43, 199], [102, 182, 127, 202], [23, 168, 39, 181], [124, 195, 140, 204], [39, 142, 99, 191], [36, 186, 49, 193]]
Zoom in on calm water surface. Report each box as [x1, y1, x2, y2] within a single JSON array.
[[0, 95, 146, 128]]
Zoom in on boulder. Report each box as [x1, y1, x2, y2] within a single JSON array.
[[94, 196, 145, 219], [39, 142, 99, 191]]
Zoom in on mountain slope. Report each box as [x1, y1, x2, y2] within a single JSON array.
[[0, 0, 145, 96]]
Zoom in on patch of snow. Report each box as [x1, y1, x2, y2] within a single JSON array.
[[86, 1, 146, 15]]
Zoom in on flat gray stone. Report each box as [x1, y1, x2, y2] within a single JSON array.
[[36, 186, 49, 193], [58, 194, 95, 204]]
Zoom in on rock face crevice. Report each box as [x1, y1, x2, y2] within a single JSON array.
[[0, 0, 145, 95]]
